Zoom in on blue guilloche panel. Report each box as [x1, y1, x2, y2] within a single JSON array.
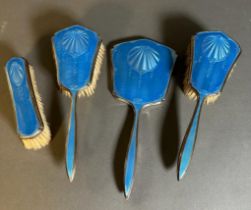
[[52, 25, 100, 92], [6, 57, 41, 137], [191, 31, 240, 95], [112, 39, 176, 106]]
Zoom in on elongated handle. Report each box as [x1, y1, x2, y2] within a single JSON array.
[[66, 93, 77, 182], [124, 105, 141, 199], [178, 96, 205, 180]]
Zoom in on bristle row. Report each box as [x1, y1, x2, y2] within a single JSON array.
[[184, 43, 222, 105], [78, 43, 105, 98], [226, 63, 237, 81], [22, 126, 51, 150], [59, 43, 105, 98], [60, 86, 71, 98], [184, 74, 221, 105], [22, 67, 51, 150]]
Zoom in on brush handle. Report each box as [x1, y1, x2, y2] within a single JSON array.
[[178, 96, 205, 180], [66, 93, 77, 182], [124, 104, 142, 199]]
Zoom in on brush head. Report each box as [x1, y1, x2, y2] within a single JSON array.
[[52, 25, 105, 98], [184, 31, 241, 104], [112, 39, 176, 108], [5, 58, 51, 150]]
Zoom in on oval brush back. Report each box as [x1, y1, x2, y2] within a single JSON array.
[[6, 58, 42, 137]]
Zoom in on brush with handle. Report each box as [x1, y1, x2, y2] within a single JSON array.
[[178, 31, 241, 180], [5, 57, 51, 150], [112, 39, 176, 198], [52, 25, 105, 182]]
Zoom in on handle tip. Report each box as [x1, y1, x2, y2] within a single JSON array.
[[177, 164, 186, 181], [124, 185, 132, 200], [66, 160, 76, 182], [124, 140, 136, 199], [177, 154, 190, 181], [67, 168, 76, 182]]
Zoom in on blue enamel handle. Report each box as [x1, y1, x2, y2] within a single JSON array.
[[66, 93, 77, 182], [124, 105, 141, 199], [178, 96, 204, 180]]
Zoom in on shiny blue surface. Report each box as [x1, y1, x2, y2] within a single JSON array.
[[112, 39, 176, 198], [191, 31, 240, 95], [178, 97, 203, 180], [52, 25, 101, 181], [178, 31, 240, 180], [113, 39, 176, 105], [5, 57, 41, 137], [124, 104, 141, 198], [52, 25, 100, 92], [66, 94, 76, 181]]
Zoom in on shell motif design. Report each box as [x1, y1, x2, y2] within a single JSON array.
[[127, 46, 160, 74], [61, 30, 89, 57], [10, 62, 24, 87], [202, 35, 231, 62]]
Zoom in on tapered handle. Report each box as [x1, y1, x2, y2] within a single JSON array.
[[178, 96, 205, 180], [66, 93, 77, 182], [124, 105, 141, 199]]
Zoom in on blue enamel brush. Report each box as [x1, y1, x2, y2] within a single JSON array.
[[52, 25, 105, 182], [112, 39, 176, 198], [178, 31, 241, 180], [5, 57, 51, 150]]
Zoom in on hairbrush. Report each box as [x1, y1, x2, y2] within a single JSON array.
[[52, 25, 105, 181], [5, 57, 51, 150], [178, 31, 241, 180], [112, 39, 176, 198]]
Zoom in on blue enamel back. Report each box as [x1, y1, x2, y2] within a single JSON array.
[[190, 31, 240, 95], [6, 57, 42, 137], [52, 25, 100, 92], [112, 39, 176, 106]]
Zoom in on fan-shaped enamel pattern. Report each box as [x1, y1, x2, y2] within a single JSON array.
[[52, 25, 100, 91], [127, 46, 160, 74], [191, 31, 240, 94], [61, 30, 89, 57], [9, 62, 25, 87], [202, 35, 230, 62], [113, 39, 176, 105], [112, 39, 176, 198], [177, 31, 240, 180], [5, 57, 42, 137], [52, 25, 103, 182]]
